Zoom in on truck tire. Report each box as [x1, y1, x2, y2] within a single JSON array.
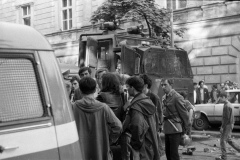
[[193, 115, 209, 130]]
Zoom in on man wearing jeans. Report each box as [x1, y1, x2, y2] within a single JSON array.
[[216, 91, 240, 160]]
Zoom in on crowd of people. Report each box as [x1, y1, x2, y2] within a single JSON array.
[[193, 80, 239, 105], [63, 67, 238, 160]]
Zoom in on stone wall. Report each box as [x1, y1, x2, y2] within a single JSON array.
[[174, 1, 240, 88]]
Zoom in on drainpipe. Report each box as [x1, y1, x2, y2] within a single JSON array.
[[170, 0, 174, 48]]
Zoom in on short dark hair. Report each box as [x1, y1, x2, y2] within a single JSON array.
[[139, 74, 152, 89], [179, 91, 187, 99], [212, 84, 217, 89], [126, 76, 144, 92], [193, 82, 197, 86], [101, 73, 120, 95], [219, 91, 227, 98], [78, 67, 91, 76], [70, 75, 80, 83], [95, 68, 109, 79], [79, 77, 96, 95], [199, 80, 204, 86], [161, 78, 174, 86]]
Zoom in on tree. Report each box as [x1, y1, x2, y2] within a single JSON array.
[[91, 0, 186, 46]]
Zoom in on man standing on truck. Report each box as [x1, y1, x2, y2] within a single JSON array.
[[73, 77, 122, 160], [216, 91, 240, 160], [161, 78, 189, 160]]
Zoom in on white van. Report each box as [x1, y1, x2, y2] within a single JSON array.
[[0, 22, 82, 159]]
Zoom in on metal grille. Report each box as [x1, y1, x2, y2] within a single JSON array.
[[0, 58, 44, 122], [143, 48, 192, 78]]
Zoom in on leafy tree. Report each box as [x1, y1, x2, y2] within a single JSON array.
[[91, 0, 186, 46]]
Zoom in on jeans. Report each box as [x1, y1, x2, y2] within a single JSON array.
[[165, 133, 182, 160], [220, 125, 240, 159]]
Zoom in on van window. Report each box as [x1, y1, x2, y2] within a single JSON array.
[[0, 58, 44, 122]]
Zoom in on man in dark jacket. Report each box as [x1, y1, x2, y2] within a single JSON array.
[[161, 78, 189, 160], [139, 74, 164, 157], [123, 76, 160, 160], [196, 80, 209, 104]]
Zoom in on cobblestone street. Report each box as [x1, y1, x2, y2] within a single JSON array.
[[161, 132, 240, 160]]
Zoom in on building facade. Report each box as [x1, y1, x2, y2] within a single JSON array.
[[1, 0, 240, 87]]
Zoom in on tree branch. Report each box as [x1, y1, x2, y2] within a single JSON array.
[[143, 14, 151, 37]]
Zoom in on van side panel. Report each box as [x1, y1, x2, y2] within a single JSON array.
[[4, 148, 59, 160], [38, 51, 82, 159], [38, 51, 74, 125]]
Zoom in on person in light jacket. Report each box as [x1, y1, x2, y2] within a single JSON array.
[[216, 91, 240, 160]]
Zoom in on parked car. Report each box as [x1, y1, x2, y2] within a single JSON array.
[[193, 90, 240, 130]]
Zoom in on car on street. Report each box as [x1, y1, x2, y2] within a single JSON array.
[[193, 90, 240, 130]]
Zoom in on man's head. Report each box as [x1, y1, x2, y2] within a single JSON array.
[[125, 76, 144, 97], [212, 84, 217, 90], [219, 91, 228, 102], [139, 74, 152, 94], [78, 67, 91, 79], [70, 76, 80, 90], [221, 83, 225, 89], [79, 77, 96, 95], [179, 91, 187, 100], [199, 80, 204, 88], [193, 82, 198, 89], [161, 78, 173, 94], [101, 73, 121, 94], [95, 68, 108, 89]]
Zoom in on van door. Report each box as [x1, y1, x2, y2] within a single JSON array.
[[0, 51, 59, 160]]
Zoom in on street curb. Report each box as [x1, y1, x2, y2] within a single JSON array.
[[192, 130, 240, 138], [159, 131, 240, 139]]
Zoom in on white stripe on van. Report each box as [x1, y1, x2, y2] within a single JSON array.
[[55, 120, 79, 147], [0, 121, 79, 159]]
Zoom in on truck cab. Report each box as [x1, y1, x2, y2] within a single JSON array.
[[0, 22, 82, 159]]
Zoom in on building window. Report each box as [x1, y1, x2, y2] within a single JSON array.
[[62, 0, 72, 30], [22, 5, 31, 26]]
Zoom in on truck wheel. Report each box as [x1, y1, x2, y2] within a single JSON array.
[[193, 115, 209, 130]]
